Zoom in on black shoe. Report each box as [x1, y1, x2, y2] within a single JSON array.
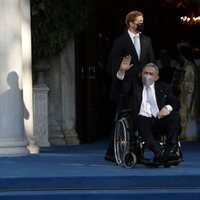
[[163, 145, 183, 167], [164, 152, 183, 167], [105, 155, 116, 163], [139, 157, 160, 167], [138, 157, 151, 164], [163, 157, 183, 168], [153, 151, 163, 166]]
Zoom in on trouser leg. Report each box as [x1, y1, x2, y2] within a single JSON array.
[[154, 112, 181, 163], [105, 102, 118, 158], [105, 127, 115, 157], [136, 115, 160, 154], [163, 112, 180, 146]]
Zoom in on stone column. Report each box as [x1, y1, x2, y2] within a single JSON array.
[[0, 0, 29, 156], [61, 39, 79, 145], [21, 0, 39, 153], [46, 56, 66, 146]]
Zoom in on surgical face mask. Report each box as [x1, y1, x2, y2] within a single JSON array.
[[142, 74, 154, 86], [136, 23, 144, 32]]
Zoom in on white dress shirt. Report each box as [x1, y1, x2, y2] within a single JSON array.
[[139, 83, 172, 117], [127, 30, 140, 46]]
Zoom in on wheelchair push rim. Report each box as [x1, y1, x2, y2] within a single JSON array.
[[114, 117, 130, 166]]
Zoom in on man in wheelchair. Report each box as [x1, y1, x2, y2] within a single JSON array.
[[117, 60, 183, 167]]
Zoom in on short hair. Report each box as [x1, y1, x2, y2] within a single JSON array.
[[125, 11, 143, 27], [143, 63, 159, 75]]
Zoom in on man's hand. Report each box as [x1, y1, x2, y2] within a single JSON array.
[[157, 107, 170, 119], [117, 55, 133, 77]]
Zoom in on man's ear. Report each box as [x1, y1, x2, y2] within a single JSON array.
[[129, 21, 134, 27], [155, 75, 159, 81]]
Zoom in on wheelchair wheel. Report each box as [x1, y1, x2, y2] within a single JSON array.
[[123, 152, 137, 168], [114, 117, 130, 166]]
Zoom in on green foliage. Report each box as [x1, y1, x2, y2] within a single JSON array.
[[31, 0, 89, 62]]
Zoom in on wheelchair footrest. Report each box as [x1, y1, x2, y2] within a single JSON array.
[[139, 159, 161, 167], [164, 157, 184, 168]]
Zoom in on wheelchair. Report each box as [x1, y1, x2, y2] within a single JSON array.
[[114, 110, 183, 168]]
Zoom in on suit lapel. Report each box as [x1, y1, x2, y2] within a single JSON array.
[[136, 81, 143, 108], [124, 32, 139, 61], [140, 34, 146, 63], [125, 32, 135, 49], [154, 82, 164, 109]]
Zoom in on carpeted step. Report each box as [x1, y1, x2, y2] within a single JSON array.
[[0, 188, 200, 200], [0, 141, 199, 199], [0, 175, 200, 191]]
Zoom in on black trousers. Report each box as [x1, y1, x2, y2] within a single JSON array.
[[136, 112, 180, 151], [105, 101, 118, 157]]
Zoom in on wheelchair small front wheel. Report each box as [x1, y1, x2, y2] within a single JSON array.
[[123, 152, 137, 168]]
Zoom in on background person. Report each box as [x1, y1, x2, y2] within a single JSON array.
[[178, 45, 200, 141]]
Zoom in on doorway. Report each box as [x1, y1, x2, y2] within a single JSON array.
[[75, 0, 199, 143]]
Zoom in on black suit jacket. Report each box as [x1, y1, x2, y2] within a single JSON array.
[[125, 79, 180, 117], [109, 31, 155, 102]]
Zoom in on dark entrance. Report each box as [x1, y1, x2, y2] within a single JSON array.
[[75, 0, 129, 143], [75, 0, 200, 143]]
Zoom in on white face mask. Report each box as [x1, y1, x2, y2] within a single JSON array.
[[142, 74, 154, 86]]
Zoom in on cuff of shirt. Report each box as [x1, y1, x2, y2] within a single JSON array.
[[165, 105, 173, 112], [116, 71, 125, 80]]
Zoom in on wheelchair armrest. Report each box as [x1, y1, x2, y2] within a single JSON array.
[[120, 109, 132, 115], [115, 109, 132, 121]]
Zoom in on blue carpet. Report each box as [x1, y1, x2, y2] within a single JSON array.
[[0, 140, 199, 199], [1, 189, 200, 200]]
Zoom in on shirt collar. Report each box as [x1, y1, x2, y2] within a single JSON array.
[[143, 82, 155, 90], [149, 82, 155, 90], [128, 30, 140, 38]]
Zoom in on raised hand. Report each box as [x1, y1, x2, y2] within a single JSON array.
[[119, 55, 133, 71], [117, 55, 134, 78]]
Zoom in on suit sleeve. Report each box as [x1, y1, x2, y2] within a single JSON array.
[[111, 40, 123, 76], [118, 79, 133, 111], [148, 38, 155, 63], [165, 84, 180, 112]]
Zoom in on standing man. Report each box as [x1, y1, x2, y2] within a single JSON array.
[[105, 10, 155, 162]]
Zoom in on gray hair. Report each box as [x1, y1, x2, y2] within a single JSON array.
[[143, 63, 159, 75]]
